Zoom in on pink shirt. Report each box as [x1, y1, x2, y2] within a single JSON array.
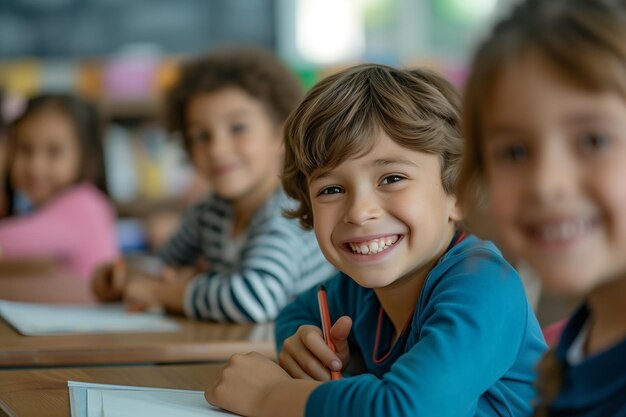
[[0, 183, 119, 280]]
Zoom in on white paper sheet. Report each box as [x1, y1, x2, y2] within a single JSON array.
[[68, 381, 238, 417], [0, 300, 179, 335]]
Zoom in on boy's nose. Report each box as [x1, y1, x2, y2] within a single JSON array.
[[343, 193, 382, 226], [206, 135, 230, 160]]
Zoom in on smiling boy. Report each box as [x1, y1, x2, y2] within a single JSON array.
[[204, 64, 546, 417]]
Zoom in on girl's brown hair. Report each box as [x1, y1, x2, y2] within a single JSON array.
[[165, 46, 303, 150], [457, 0, 626, 414], [282, 63, 462, 229], [3, 94, 107, 217]]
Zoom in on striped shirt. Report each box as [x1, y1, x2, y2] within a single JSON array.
[[158, 188, 336, 323]]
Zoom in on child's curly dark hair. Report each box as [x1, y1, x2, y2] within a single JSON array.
[[165, 46, 303, 150]]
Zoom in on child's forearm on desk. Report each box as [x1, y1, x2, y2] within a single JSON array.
[[157, 280, 187, 314]]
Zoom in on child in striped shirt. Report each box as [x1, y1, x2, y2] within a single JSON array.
[[92, 47, 335, 322]]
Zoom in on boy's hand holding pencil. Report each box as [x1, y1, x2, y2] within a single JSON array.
[[278, 286, 351, 381]]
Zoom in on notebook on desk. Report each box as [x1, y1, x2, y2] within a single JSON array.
[[0, 300, 179, 336], [68, 381, 238, 417]]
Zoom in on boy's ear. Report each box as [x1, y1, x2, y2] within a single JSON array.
[[449, 198, 463, 222]]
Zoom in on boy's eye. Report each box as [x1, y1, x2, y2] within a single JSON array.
[[380, 175, 404, 185], [230, 123, 247, 135], [318, 186, 344, 196], [497, 144, 527, 162], [579, 132, 609, 153]]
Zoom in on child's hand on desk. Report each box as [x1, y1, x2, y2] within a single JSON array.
[[163, 265, 201, 283], [206, 352, 314, 417], [91, 259, 126, 302], [279, 316, 352, 381], [123, 266, 197, 314], [123, 275, 186, 314], [123, 274, 164, 311]]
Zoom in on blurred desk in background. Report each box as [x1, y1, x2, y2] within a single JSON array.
[[0, 317, 274, 368], [0, 363, 222, 417], [0, 264, 95, 305]]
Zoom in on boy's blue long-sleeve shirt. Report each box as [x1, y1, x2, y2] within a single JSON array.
[[275, 235, 547, 417]]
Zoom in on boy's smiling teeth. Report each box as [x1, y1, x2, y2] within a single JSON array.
[[347, 235, 399, 255]]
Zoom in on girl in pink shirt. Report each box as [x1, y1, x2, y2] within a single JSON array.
[[0, 94, 118, 280]]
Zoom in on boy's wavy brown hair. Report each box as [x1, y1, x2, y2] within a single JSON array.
[[282, 64, 462, 230]]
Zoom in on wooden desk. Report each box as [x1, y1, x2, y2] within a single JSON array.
[[0, 363, 222, 417], [0, 318, 275, 368], [0, 266, 95, 305]]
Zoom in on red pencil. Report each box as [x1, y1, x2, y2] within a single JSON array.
[[317, 285, 342, 380]]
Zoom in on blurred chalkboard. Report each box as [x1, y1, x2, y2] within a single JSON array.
[[0, 0, 276, 58]]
